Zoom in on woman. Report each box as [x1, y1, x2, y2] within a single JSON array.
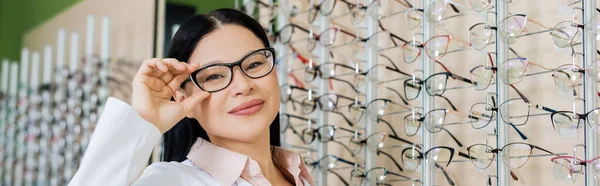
[[68, 8, 315, 186]]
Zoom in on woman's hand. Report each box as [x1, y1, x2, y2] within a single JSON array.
[[131, 58, 209, 134]]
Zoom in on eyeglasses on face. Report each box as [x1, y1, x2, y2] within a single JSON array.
[[190, 47, 275, 93]]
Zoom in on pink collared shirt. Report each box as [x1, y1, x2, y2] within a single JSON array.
[[186, 138, 315, 186], [68, 97, 315, 186]]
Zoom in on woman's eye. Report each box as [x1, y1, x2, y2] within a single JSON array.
[[205, 74, 224, 81], [246, 61, 264, 70]]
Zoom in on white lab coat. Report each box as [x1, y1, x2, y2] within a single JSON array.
[[67, 97, 311, 186]]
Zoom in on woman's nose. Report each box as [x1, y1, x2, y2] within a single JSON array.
[[229, 66, 254, 97]]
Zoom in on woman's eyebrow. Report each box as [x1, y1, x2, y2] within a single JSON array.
[[198, 48, 263, 68], [200, 60, 224, 68]]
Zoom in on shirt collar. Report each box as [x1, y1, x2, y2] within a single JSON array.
[[186, 138, 315, 186]]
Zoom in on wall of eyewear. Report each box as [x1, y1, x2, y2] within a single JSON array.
[[244, 0, 600, 185]]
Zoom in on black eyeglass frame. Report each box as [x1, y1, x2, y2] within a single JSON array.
[[189, 47, 276, 93]]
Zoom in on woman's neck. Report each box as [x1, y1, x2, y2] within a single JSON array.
[[209, 133, 288, 184]]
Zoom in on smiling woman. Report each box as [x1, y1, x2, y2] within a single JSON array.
[[67, 8, 314, 186]]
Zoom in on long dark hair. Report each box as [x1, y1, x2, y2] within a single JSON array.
[[162, 8, 281, 162]]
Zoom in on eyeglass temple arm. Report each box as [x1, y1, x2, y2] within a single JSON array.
[[435, 163, 456, 186], [438, 95, 459, 111], [288, 98, 304, 111], [440, 128, 463, 147], [335, 156, 360, 167], [387, 170, 421, 182], [510, 123, 529, 140], [327, 169, 350, 186], [329, 110, 355, 127], [379, 119, 400, 137], [490, 96, 529, 141], [389, 134, 416, 146], [509, 84, 530, 103], [533, 145, 558, 156], [338, 127, 363, 136], [578, 156, 600, 163], [450, 73, 475, 84], [528, 18, 552, 29], [286, 121, 302, 134], [384, 87, 410, 105], [457, 151, 476, 160], [449, 3, 460, 13], [330, 140, 358, 157], [378, 20, 409, 46], [528, 59, 553, 71], [531, 103, 559, 114], [449, 35, 471, 47], [286, 112, 314, 121], [510, 171, 520, 181], [376, 150, 405, 172], [379, 54, 403, 73], [327, 77, 361, 93]]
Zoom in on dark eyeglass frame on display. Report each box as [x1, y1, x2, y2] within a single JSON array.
[[303, 62, 369, 94], [350, 166, 421, 186], [468, 93, 529, 140], [401, 34, 471, 63], [304, 62, 361, 82], [345, 85, 412, 125], [347, 132, 416, 173], [279, 84, 317, 111], [306, 0, 389, 23], [467, 141, 558, 169], [305, 154, 362, 186], [400, 145, 474, 186], [279, 113, 315, 139], [272, 23, 312, 45], [468, 14, 552, 50], [466, 51, 562, 128], [469, 86, 560, 137], [300, 125, 361, 155], [470, 48, 600, 97], [300, 124, 358, 144], [550, 107, 600, 137], [403, 62, 474, 106], [402, 108, 471, 147], [300, 93, 364, 127], [189, 47, 275, 93]]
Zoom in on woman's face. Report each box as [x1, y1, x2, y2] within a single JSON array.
[[184, 24, 280, 142]]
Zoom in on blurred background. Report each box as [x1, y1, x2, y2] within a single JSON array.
[[2, 0, 600, 186]]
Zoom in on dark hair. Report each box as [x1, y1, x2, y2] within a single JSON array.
[[162, 8, 281, 162]]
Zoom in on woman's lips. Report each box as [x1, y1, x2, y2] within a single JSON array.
[[228, 99, 265, 115]]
